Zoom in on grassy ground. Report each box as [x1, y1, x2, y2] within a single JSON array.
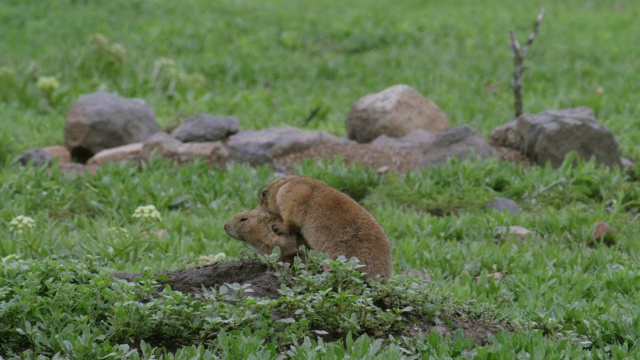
[[2, 0, 640, 358]]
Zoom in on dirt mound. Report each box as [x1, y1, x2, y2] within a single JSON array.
[[112, 259, 281, 299], [112, 259, 511, 345]]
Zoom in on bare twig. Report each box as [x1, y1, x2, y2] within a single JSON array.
[[302, 105, 321, 127], [509, 8, 545, 118]]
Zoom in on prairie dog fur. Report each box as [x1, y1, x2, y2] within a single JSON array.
[[224, 209, 304, 263], [258, 175, 392, 278]]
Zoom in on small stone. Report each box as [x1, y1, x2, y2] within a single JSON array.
[[171, 114, 240, 142], [588, 221, 617, 247], [484, 197, 522, 214], [495, 226, 534, 241], [15, 148, 54, 166], [403, 269, 432, 282]]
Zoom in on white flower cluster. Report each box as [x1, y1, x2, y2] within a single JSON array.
[[196, 252, 227, 266], [9, 215, 36, 235], [36, 76, 60, 92], [132, 205, 162, 222]]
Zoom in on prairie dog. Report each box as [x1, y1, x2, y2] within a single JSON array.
[[258, 175, 392, 278], [224, 209, 304, 262]]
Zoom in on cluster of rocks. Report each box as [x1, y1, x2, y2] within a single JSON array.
[[17, 85, 629, 174]]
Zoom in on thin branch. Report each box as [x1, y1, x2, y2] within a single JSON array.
[[522, 8, 545, 57], [302, 105, 321, 127], [509, 8, 545, 118]]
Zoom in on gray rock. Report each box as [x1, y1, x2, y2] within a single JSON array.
[[621, 157, 634, 168], [346, 84, 449, 144], [177, 142, 229, 166], [139, 133, 229, 167], [64, 92, 159, 162], [484, 197, 522, 214], [171, 114, 240, 142], [15, 148, 54, 166], [491, 107, 621, 168], [227, 126, 344, 165], [372, 129, 435, 149], [140, 132, 182, 160], [418, 125, 497, 166]]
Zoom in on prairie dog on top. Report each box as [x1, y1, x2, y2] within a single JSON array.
[[258, 175, 392, 278]]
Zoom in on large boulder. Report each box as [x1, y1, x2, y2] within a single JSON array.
[[346, 84, 449, 143], [171, 114, 240, 142], [227, 126, 345, 166], [491, 107, 621, 168], [64, 92, 159, 162], [417, 125, 496, 166]]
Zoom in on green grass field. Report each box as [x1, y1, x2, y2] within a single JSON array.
[[2, 0, 640, 358]]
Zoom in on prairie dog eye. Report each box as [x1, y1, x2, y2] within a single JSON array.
[[261, 190, 268, 198], [239, 217, 248, 222]]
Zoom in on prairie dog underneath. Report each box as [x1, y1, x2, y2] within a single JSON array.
[[258, 175, 392, 278], [224, 209, 304, 262]]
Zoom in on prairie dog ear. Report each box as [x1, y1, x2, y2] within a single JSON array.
[[270, 223, 287, 236]]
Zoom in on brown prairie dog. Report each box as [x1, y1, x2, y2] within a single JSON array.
[[258, 175, 392, 279], [223, 209, 304, 263]]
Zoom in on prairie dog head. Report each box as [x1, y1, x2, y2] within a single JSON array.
[[223, 209, 300, 259]]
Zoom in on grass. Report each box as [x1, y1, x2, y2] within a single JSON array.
[[2, 0, 640, 358]]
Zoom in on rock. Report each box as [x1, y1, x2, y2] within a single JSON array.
[[87, 143, 143, 165], [139, 132, 182, 160], [171, 114, 240, 142], [176, 142, 229, 167], [42, 146, 71, 163], [64, 92, 159, 162], [403, 269, 432, 282], [15, 148, 54, 166], [484, 197, 521, 214], [227, 126, 344, 166], [495, 226, 534, 241], [417, 125, 497, 166], [491, 107, 621, 168], [621, 157, 634, 168], [588, 221, 618, 247], [138, 133, 229, 167], [346, 84, 449, 143], [372, 129, 436, 149], [273, 142, 420, 174]]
